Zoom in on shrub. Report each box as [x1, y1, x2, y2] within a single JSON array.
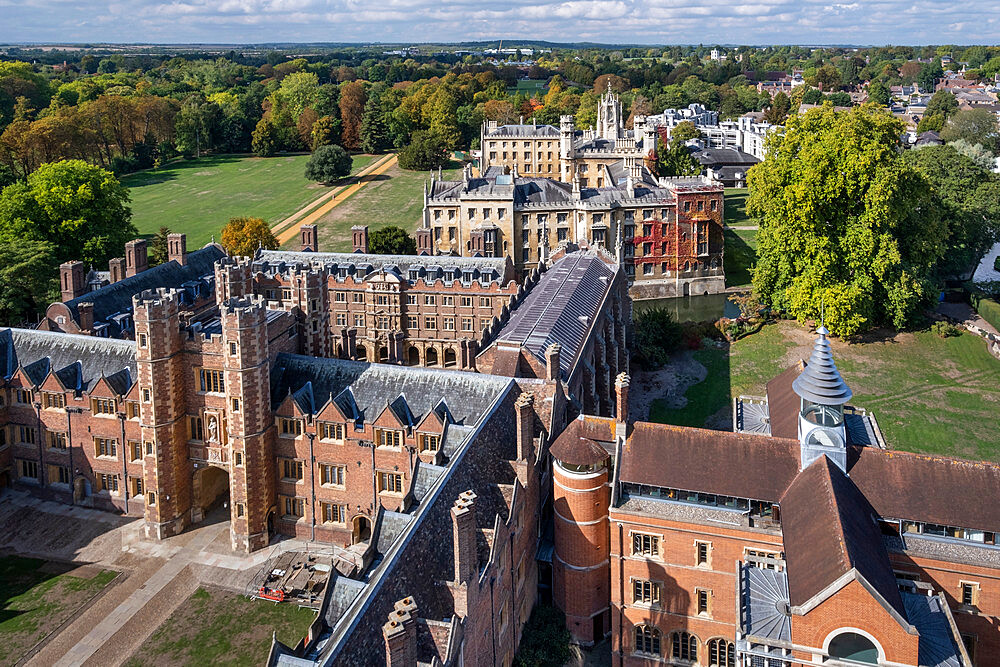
[[368, 225, 416, 255], [931, 321, 962, 338], [632, 308, 683, 368], [304, 144, 352, 184], [514, 605, 571, 667]]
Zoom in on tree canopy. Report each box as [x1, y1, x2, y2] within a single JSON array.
[[748, 105, 947, 336], [0, 237, 58, 325], [220, 216, 278, 257], [398, 130, 450, 171], [368, 226, 416, 255], [0, 159, 134, 267], [304, 144, 352, 184]]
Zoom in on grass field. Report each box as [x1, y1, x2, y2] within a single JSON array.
[[650, 320, 1000, 461], [126, 586, 315, 667], [0, 555, 118, 667], [724, 227, 757, 287], [724, 188, 752, 227], [310, 160, 462, 252], [123, 153, 376, 249]]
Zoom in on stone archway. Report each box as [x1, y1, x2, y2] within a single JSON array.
[[444, 348, 457, 368], [425, 347, 439, 366], [352, 515, 372, 544], [378, 346, 389, 362], [407, 346, 420, 366], [191, 465, 230, 524], [356, 344, 369, 361]]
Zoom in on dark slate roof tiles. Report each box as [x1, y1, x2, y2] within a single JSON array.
[[1, 328, 136, 392]]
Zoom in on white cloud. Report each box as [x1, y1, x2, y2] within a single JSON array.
[[4, 0, 1000, 44]]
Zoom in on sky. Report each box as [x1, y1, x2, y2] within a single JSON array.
[[3, 0, 1000, 46]]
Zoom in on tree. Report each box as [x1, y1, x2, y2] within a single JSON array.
[[762, 92, 790, 124], [339, 81, 366, 150], [917, 114, 945, 133], [0, 160, 134, 267], [309, 115, 340, 151], [514, 605, 572, 667], [397, 130, 450, 171], [220, 216, 278, 257], [948, 138, 997, 171], [671, 121, 701, 141], [940, 109, 1000, 152], [867, 80, 891, 107], [925, 90, 958, 118], [802, 88, 825, 105], [748, 105, 947, 336], [368, 225, 416, 255], [904, 144, 1000, 277], [304, 145, 352, 184], [655, 135, 700, 178], [631, 308, 683, 368], [359, 90, 391, 154], [0, 238, 57, 325], [149, 226, 171, 266], [251, 119, 278, 157]]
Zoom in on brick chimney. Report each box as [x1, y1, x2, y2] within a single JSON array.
[[415, 228, 433, 256], [545, 342, 561, 382], [77, 302, 94, 331], [382, 597, 418, 667], [352, 225, 368, 254], [167, 233, 187, 266], [515, 392, 535, 462], [615, 373, 630, 424], [125, 239, 149, 277], [451, 490, 478, 584], [60, 261, 87, 302], [108, 257, 126, 284], [300, 224, 318, 252]]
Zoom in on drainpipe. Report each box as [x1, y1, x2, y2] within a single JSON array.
[[119, 412, 128, 515], [307, 431, 316, 542]]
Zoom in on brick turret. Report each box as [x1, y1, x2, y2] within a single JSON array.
[[352, 225, 369, 253], [214, 256, 252, 304], [133, 288, 190, 540], [300, 224, 318, 252], [108, 257, 126, 284], [220, 295, 275, 553], [288, 264, 331, 358]]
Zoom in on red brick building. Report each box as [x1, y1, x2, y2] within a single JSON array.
[[550, 328, 993, 666]]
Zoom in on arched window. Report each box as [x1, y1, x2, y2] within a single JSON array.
[[828, 632, 879, 664], [708, 638, 735, 667], [634, 625, 661, 656], [671, 631, 698, 661]]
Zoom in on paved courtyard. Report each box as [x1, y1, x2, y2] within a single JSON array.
[[0, 490, 314, 667]]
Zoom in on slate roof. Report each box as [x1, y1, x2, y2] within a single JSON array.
[[741, 565, 791, 641], [254, 250, 509, 286], [324, 576, 366, 626], [485, 123, 560, 137], [429, 174, 678, 206], [695, 148, 760, 167], [0, 328, 136, 393], [490, 251, 616, 380], [779, 456, 906, 619], [901, 593, 962, 667], [792, 326, 852, 405], [270, 355, 512, 427], [63, 245, 225, 325], [375, 510, 413, 556]]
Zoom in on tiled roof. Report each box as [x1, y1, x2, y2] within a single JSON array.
[[780, 456, 906, 619], [270, 355, 512, 428], [0, 328, 136, 393], [549, 416, 615, 465], [63, 245, 225, 325], [254, 250, 509, 286], [491, 251, 616, 379]]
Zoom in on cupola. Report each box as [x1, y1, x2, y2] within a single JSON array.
[[792, 325, 852, 472]]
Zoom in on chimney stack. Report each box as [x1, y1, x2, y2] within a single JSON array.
[[59, 261, 87, 302], [351, 225, 369, 254], [382, 597, 418, 666], [167, 233, 187, 266], [615, 373, 630, 426], [125, 239, 149, 277], [451, 490, 478, 584], [415, 228, 433, 256], [77, 302, 94, 331], [108, 257, 126, 284], [300, 224, 318, 253], [544, 343, 561, 382], [515, 392, 535, 462]]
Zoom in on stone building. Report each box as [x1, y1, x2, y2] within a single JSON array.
[[549, 328, 995, 666], [422, 169, 724, 299], [479, 84, 658, 186]]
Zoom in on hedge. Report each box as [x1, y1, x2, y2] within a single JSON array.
[[972, 293, 1000, 332]]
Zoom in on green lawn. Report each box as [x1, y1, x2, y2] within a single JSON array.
[[0, 555, 118, 667], [310, 160, 462, 252], [123, 153, 376, 249], [724, 227, 757, 287], [724, 188, 752, 227], [650, 320, 1000, 461], [127, 586, 316, 667]]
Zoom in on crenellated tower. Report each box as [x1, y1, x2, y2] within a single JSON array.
[[288, 263, 331, 358], [214, 256, 253, 304]]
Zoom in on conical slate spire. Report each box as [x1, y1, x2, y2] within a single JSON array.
[[791, 326, 853, 406]]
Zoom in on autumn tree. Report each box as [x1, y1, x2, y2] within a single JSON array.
[[0, 160, 135, 266], [220, 216, 278, 257], [339, 81, 366, 150], [748, 105, 946, 336], [251, 119, 278, 157]]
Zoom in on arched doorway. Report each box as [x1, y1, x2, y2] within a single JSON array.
[[443, 348, 457, 368], [352, 515, 372, 544], [407, 346, 420, 366], [425, 347, 438, 366], [192, 465, 230, 524], [356, 345, 369, 361], [378, 346, 389, 362]]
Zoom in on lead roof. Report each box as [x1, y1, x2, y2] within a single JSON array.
[[792, 326, 853, 405]]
